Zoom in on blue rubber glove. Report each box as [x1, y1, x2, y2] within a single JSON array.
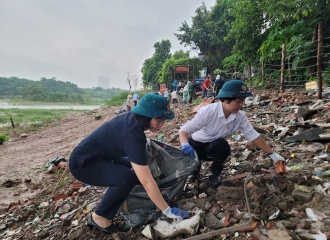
[[162, 206, 190, 220], [181, 142, 195, 160]]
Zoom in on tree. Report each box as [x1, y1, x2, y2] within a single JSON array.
[[19, 82, 48, 101], [175, 1, 235, 75], [141, 40, 172, 88], [223, 0, 267, 79], [126, 72, 137, 92], [172, 50, 190, 59]]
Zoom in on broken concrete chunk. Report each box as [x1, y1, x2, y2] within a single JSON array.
[[292, 184, 314, 203], [285, 128, 330, 142], [297, 107, 318, 120]]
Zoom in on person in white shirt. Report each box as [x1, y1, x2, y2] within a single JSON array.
[[132, 93, 139, 106], [163, 89, 169, 99], [170, 91, 179, 104], [178, 80, 285, 188]]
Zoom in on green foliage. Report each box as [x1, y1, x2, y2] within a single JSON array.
[[172, 50, 190, 59], [250, 77, 265, 89], [0, 77, 125, 104], [105, 91, 147, 106], [40, 77, 81, 93], [105, 91, 131, 106], [175, 1, 235, 73], [0, 133, 8, 145], [324, 67, 330, 84], [214, 69, 227, 76], [194, 97, 201, 105], [0, 77, 34, 96], [159, 57, 201, 85], [168, 0, 329, 89], [141, 40, 172, 88]]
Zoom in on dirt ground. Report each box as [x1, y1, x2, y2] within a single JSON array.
[[0, 107, 118, 209]]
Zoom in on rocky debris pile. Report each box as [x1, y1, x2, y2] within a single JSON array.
[[1, 90, 330, 239]]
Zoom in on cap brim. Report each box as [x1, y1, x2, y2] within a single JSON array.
[[158, 111, 175, 120]]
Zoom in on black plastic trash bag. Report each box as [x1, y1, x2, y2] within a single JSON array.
[[119, 139, 199, 229]]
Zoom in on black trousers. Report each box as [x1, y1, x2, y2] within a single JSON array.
[[188, 137, 230, 173], [69, 157, 139, 220]]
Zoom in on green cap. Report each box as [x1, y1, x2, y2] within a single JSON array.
[[215, 80, 253, 98], [131, 93, 174, 119]]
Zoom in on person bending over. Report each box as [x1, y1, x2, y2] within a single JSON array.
[[69, 93, 189, 234]]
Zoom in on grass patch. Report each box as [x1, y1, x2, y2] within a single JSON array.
[[0, 109, 84, 136], [105, 91, 148, 106], [0, 109, 82, 125]]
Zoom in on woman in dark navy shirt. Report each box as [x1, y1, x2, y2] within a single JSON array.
[[69, 93, 189, 234]]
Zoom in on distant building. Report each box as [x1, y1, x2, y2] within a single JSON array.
[[97, 76, 109, 89]]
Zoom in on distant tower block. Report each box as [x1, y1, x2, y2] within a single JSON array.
[[98, 76, 109, 89]]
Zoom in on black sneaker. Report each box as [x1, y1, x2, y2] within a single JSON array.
[[209, 172, 222, 188], [87, 215, 119, 234]]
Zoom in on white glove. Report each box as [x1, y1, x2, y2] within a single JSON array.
[[269, 152, 285, 163]]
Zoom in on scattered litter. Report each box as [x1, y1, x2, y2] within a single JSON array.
[[305, 208, 318, 222], [268, 207, 280, 220]]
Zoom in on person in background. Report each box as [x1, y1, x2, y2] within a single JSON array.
[[125, 94, 133, 111], [132, 92, 139, 106], [178, 80, 285, 188], [182, 81, 190, 104], [172, 79, 178, 91], [202, 75, 212, 99], [214, 74, 226, 96], [170, 90, 179, 104], [187, 80, 195, 103], [69, 93, 189, 234], [177, 81, 182, 91], [163, 88, 169, 99]]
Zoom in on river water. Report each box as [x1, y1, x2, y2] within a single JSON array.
[[0, 100, 100, 110], [0, 105, 100, 110]]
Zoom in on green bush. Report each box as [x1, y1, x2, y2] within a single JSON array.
[[105, 91, 148, 106], [105, 91, 130, 106], [0, 133, 8, 145]]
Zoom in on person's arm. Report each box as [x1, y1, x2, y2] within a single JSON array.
[[179, 131, 190, 145], [209, 80, 213, 89], [131, 163, 168, 211], [251, 136, 273, 154]]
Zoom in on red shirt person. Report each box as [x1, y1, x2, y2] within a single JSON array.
[[202, 75, 212, 98]]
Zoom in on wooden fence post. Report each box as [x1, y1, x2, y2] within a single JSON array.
[[10, 117, 15, 128], [317, 20, 324, 99], [280, 43, 286, 93]]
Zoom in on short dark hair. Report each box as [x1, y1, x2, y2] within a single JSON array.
[[219, 97, 236, 103], [133, 113, 151, 129]]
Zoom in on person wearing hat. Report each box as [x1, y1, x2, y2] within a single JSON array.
[[178, 80, 285, 188], [69, 93, 189, 234]]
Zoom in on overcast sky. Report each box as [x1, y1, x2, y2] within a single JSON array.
[[0, 0, 215, 90]]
